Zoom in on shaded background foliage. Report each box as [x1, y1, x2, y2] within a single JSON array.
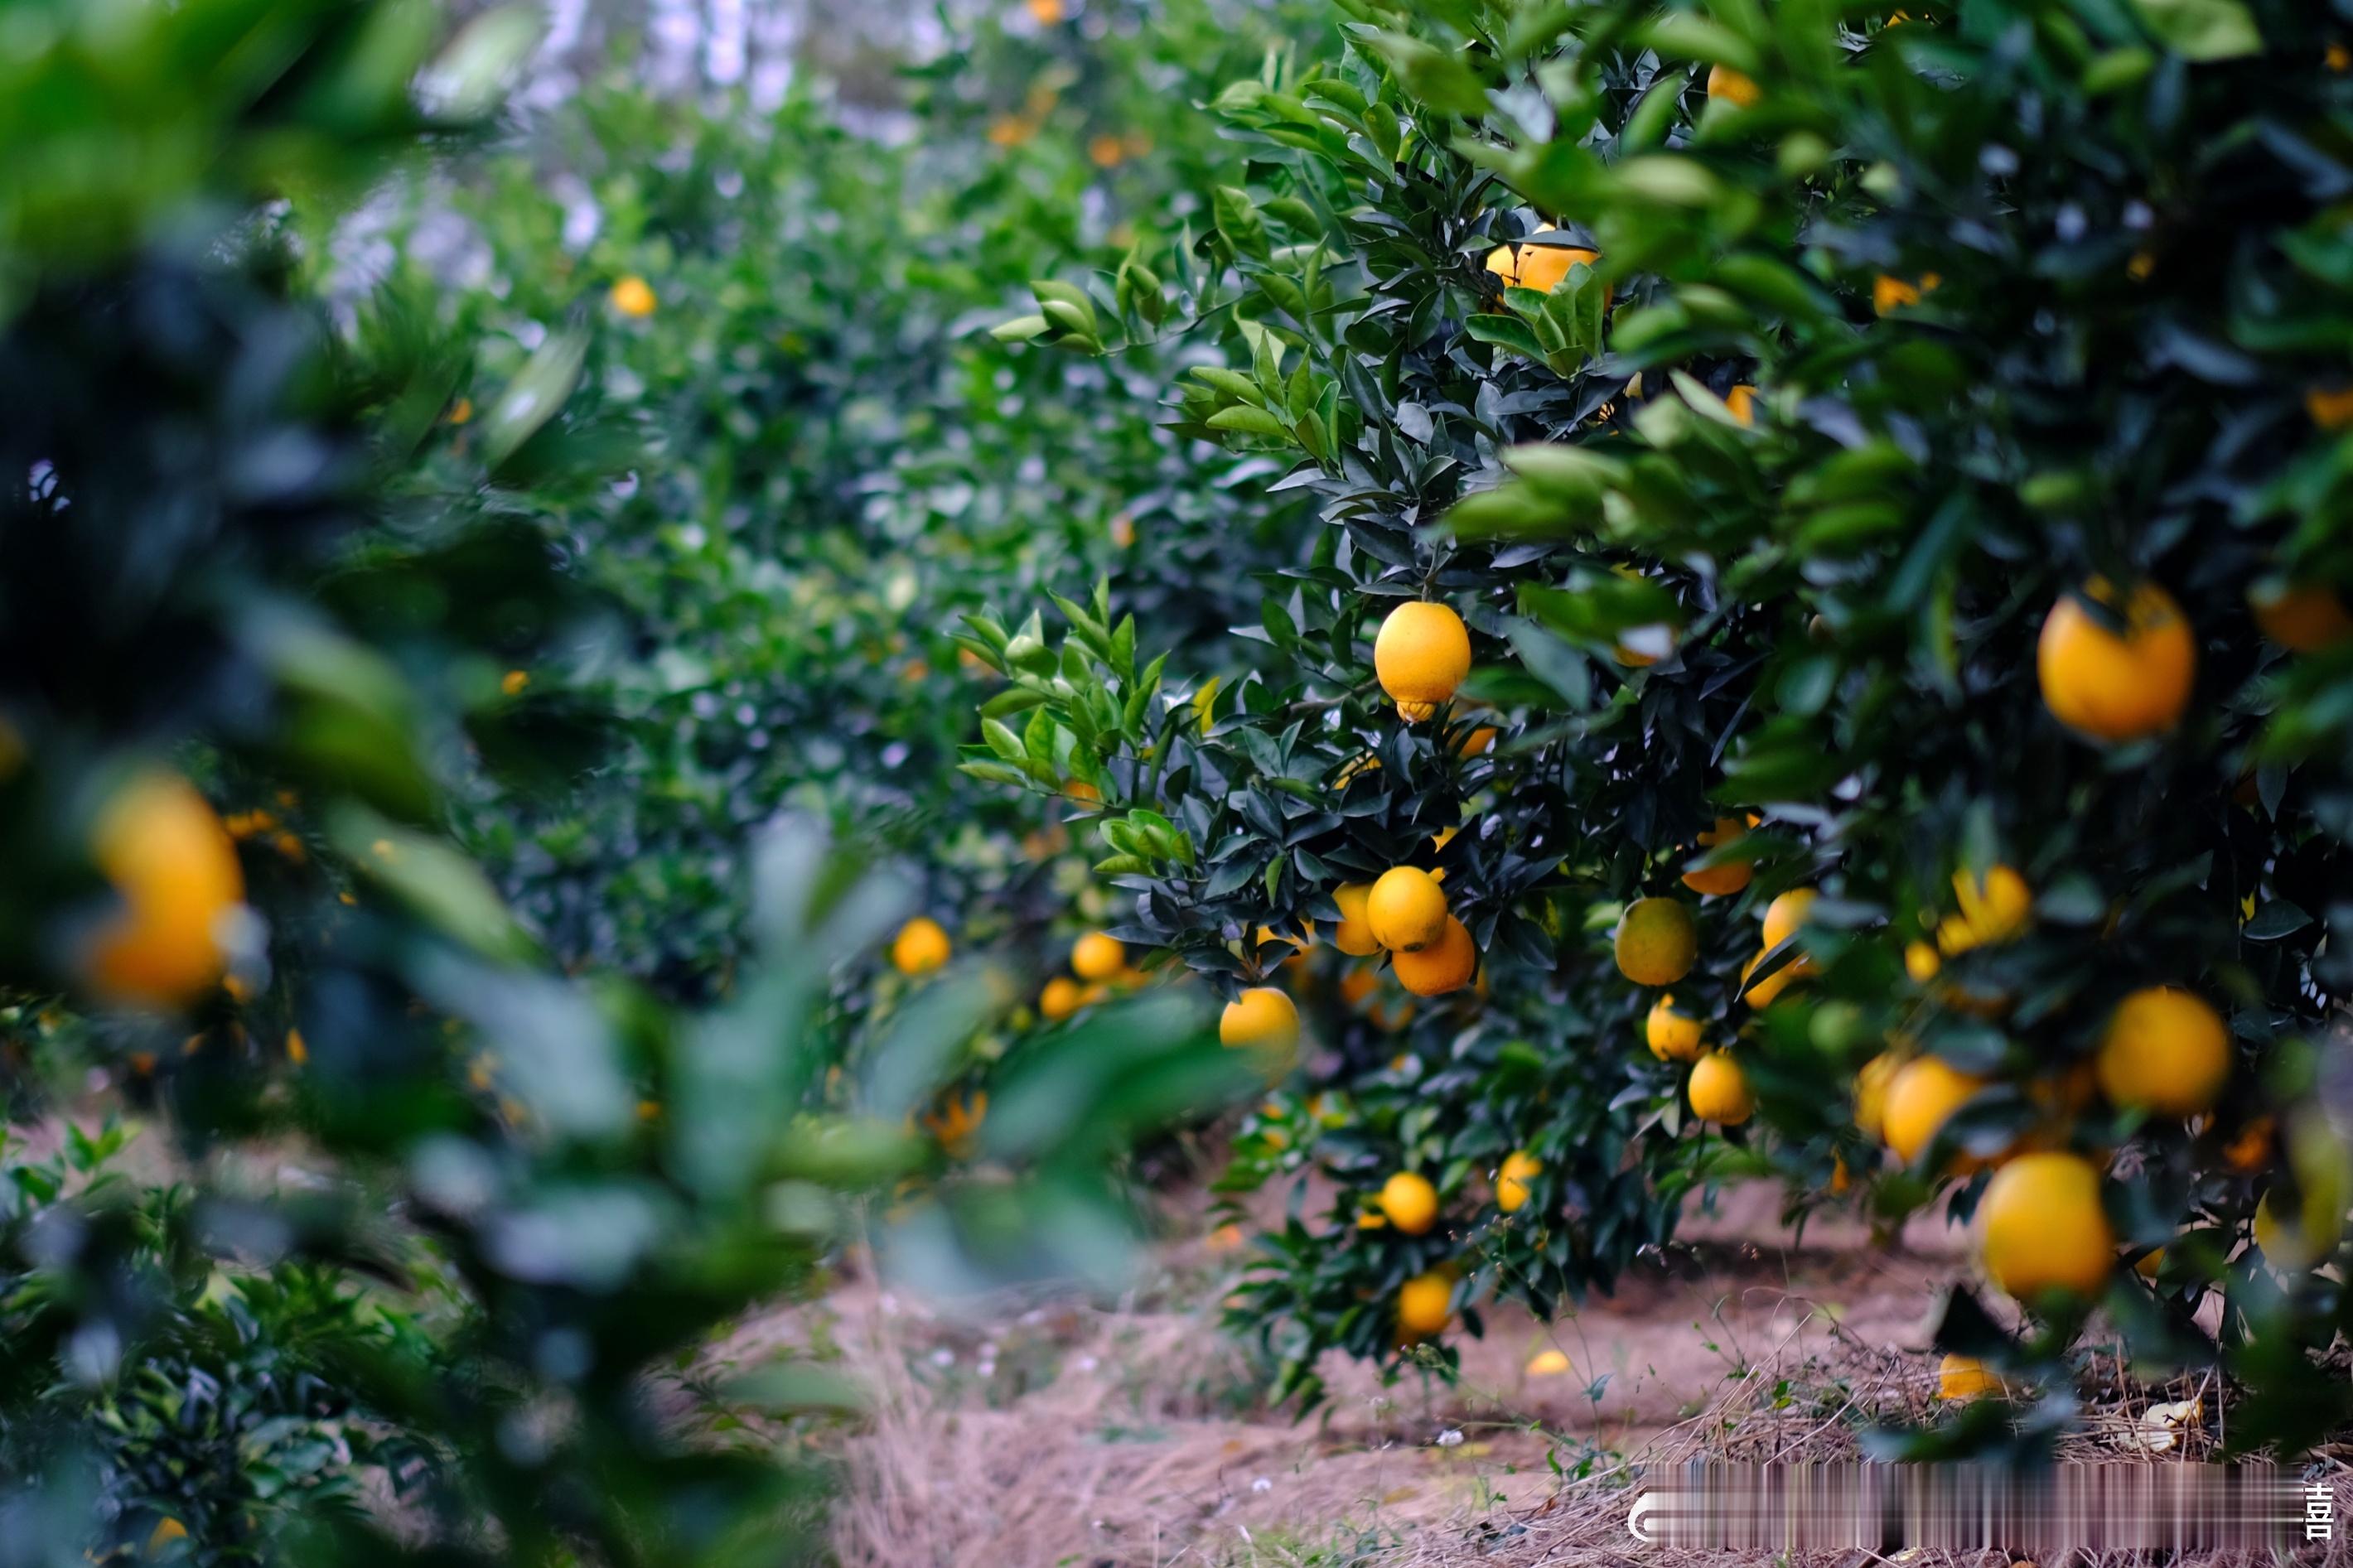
[[424, 0, 1328, 997]]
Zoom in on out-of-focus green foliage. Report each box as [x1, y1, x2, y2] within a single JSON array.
[[0, 2, 1258, 1561], [418, 0, 1327, 998], [978, 0, 2353, 1439]]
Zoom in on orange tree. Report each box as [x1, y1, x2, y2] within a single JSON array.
[[978, 0, 2353, 1441]]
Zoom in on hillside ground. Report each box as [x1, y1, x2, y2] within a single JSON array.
[[786, 1181, 2147, 1566]]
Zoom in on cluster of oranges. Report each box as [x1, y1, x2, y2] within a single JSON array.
[[1331, 547, 2352, 1348], [889, 916, 1159, 1029]]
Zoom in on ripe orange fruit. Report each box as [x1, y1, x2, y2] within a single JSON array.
[[1761, 887, 1816, 953], [2307, 384, 2353, 430], [1872, 272, 1940, 314], [1526, 1348, 1573, 1377], [1645, 995, 1704, 1062], [1483, 224, 1601, 297], [1367, 866, 1447, 952], [1495, 1150, 1542, 1213], [1331, 883, 1382, 955], [1687, 1051, 1754, 1125], [1707, 63, 1761, 107], [1881, 1055, 1987, 1165], [1040, 975, 1085, 1020], [1379, 1170, 1440, 1234], [1220, 987, 1300, 1056], [1072, 932, 1126, 982], [1611, 624, 1678, 667], [83, 772, 245, 1008], [1853, 1052, 1899, 1141], [891, 916, 951, 977], [2223, 1116, 2273, 1173], [2249, 581, 2353, 652], [1725, 384, 1758, 427], [1904, 941, 1942, 982], [1254, 925, 1313, 969], [610, 276, 657, 317], [1941, 864, 2032, 952], [1394, 915, 1476, 996], [1936, 1353, 2004, 1402], [1740, 948, 1800, 1007], [1681, 817, 1756, 897], [1614, 897, 1697, 987], [2254, 1181, 2341, 1272], [2036, 578, 2196, 743], [2096, 986, 2230, 1117], [1396, 1270, 1455, 1340], [1979, 1151, 2114, 1301], [1373, 601, 1471, 717], [922, 1090, 989, 1156]]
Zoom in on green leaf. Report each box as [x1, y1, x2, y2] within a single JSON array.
[[1207, 405, 1294, 441], [990, 313, 1051, 342], [1465, 313, 1549, 359], [330, 806, 537, 964], [2242, 900, 2312, 941], [481, 328, 586, 468], [1212, 186, 1271, 261], [1031, 279, 1099, 333], [981, 717, 1025, 761], [1365, 31, 1495, 117], [2128, 0, 2261, 60]]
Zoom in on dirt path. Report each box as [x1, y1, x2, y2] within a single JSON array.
[[790, 1184, 1972, 1566]]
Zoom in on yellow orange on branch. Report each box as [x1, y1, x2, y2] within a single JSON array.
[[1394, 914, 1477, 997], [1367, 866, 1447, 953], [1681, 816, 1756, 897], [1331, 882, 1381, 955], [1071, 931, 1126, 981], [2249, 580, 2353, 652], [1495, 1150, 1542, 1213], [1979, 1151, 2114, 1302], [2037, 578, 2195, 743], [1687, 1051, 1754, 1126], [1646, 995, 1703, 1062], [1373, 601, 1471, 719], [1881, 1055, 1987, 1167], [2096, 986, 2230, 1117], [1483, 224, 1601, 297], [891, 916, 951, 976], [83, 772, 246, 1009], [1379, 1170, 1440, 1235], [1614, 897, 1697, 987], [1707, 64, 1761, 107], [1396, 1269, 1455, 1340], [1220, 986, 1300, 1060]]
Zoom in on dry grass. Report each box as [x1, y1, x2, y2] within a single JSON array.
[[781, 1189, 2353, 1568]]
